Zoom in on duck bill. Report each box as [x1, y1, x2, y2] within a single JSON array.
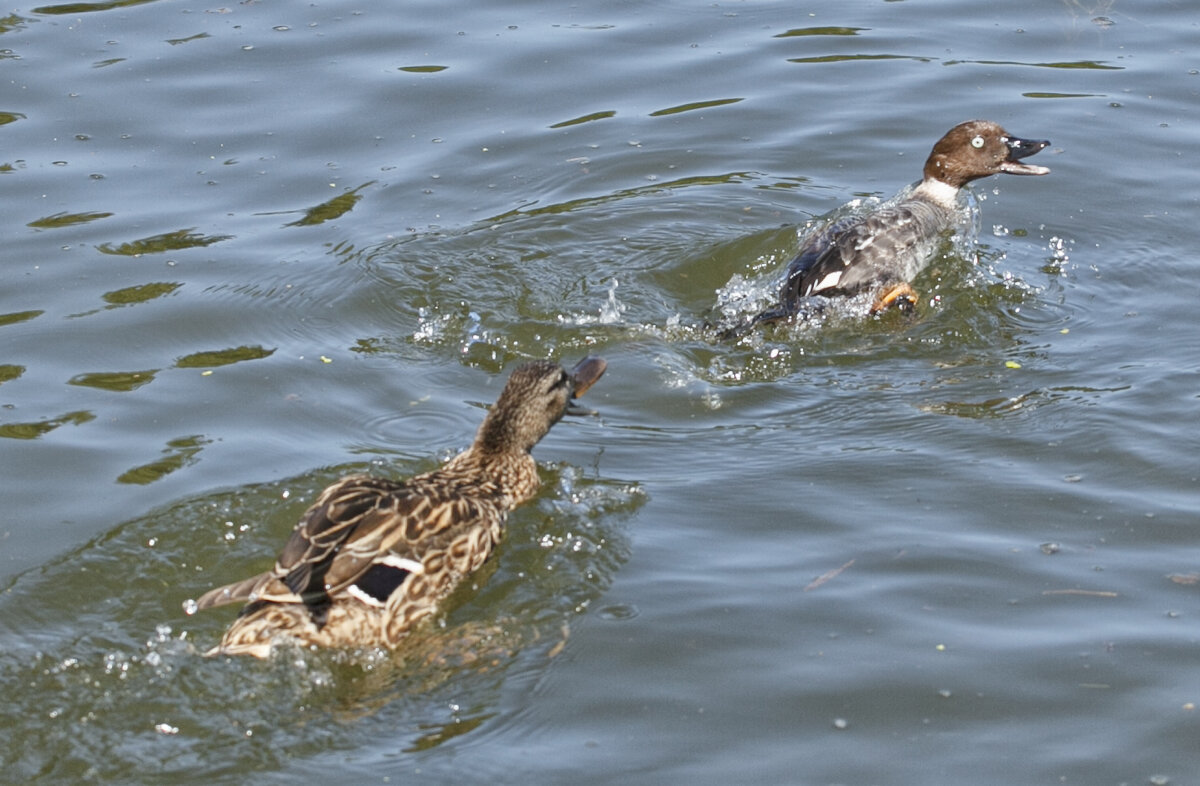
[[999, 135, 1051, 176], [565, 356, 607, 416]]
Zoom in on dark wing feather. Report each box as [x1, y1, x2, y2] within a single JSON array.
[[269, 474, 433, 608], [274, 475, 393, 600], [783, 200, 950, 304], [318, 487, 497, 596], [719, 218, 857, 337], [194, 474, 409, 612], [778, 216, 862, 306]]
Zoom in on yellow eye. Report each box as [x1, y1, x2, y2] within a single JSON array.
[[971, 136, 985, 149]]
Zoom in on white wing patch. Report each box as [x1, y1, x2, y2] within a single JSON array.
[[813, 271, 843, 292], [379, 554, 425, 574], [346, 555, 424, 607], [347, 584, 385, 607]]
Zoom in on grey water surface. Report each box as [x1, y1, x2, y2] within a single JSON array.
[[1, 0, 1198, 783]]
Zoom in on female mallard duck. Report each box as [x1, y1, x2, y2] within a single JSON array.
[[187, 357, 607, 658]]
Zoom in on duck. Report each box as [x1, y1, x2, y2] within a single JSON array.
[[186, 357, 607, 658], [728, 120, 1050, 335]]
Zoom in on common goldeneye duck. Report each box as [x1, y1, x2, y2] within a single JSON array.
[[732, 120, 1050, 335]]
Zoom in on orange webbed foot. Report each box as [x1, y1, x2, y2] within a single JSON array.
[[870, 282, 919, 315]]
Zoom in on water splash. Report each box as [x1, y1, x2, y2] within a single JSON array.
[[1044, 235, 1071, 276], [562, 278, 627, 325], [462, 310, 488, 354], [412, 306, 451, 343], [597, 279, 626, 324], [713, 186, 992, 337]]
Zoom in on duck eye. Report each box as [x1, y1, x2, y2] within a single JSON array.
[[971, 136, 985, 149]]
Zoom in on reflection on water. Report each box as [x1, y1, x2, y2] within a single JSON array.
[[0, 409, 95, 439], [97, 228, 234, 257], [117, 434, 211, 485]]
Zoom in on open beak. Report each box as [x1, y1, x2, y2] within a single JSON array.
[[1000, 135, 1051, 176], [565, 356, 607, 416]]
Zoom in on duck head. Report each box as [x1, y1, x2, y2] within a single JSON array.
[[924, 120, 1050, 188], [475, 356, 607, 455]]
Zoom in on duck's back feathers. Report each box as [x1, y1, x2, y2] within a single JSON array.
[[274, 475, 483, 602], [781, 197, 952, 305], [196, 472, 509, 609]]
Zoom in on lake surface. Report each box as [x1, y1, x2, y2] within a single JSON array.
[[2, 0, 1198, 783]]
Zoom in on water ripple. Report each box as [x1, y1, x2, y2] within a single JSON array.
[[0, 458, 641, 778]]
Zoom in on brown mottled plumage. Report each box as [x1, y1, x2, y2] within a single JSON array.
[[187, 357, 606, 658]]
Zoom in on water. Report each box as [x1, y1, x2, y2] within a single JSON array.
[[2, 0, 1199, 783]]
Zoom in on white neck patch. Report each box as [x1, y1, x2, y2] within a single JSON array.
[[916, 177, 960, 208]]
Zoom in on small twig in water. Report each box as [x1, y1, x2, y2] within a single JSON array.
[[805, 559, 855, 592], [1041, 589, 1118, 597]]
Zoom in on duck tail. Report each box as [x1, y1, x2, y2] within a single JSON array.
[[718, 298, 827, 341], [717, 306, 786, 340], [192, 572, 277, 611]]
